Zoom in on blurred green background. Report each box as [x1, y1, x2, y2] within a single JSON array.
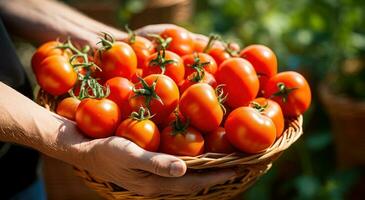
[[61, 0, 365, 199]]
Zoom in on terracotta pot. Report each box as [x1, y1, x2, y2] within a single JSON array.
[[319, 82, 365, 169]]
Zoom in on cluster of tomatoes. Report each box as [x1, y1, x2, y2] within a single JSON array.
[[31, 26, 311, 156]]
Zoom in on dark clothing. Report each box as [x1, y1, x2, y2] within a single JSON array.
[[0, 18, 40, 199]]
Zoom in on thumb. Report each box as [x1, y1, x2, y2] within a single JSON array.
[[136, 151, 187, 177]]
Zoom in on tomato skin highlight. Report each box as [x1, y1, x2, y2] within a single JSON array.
[[105, 77, 134, 120], [182, 53, 217, 78], [76, 98, 121, 138], [224, 107, 276, 154], [56, 97, 80, 121], [250, 98, 284, 138], [160, 27, 194, 56], [95, 41, 137, 80], [160, 126, 204, 156], [205, 127, 235, 154], [263, 71, 311, 117], [123, 36, 155, 68], [216, 58, 259, 108], [116, 118, 160, 152], [179, 83, 223, 132], [36, 55, 77, 96], [129, 74, 179, 125], [240, 44, 277, 92]]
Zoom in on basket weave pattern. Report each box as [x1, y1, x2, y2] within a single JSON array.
[[36, 89, 303, 200]]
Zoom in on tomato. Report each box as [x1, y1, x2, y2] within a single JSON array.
[[224, 107, 276, 154], [179, 83, 223, 132], [129, 74, 179, 125], [131, 68, 144, 83], [76, 98, 121, 138], [36, 55, 77, 96], [179, 71, 217, 94], [116, 108, 160, 151], [250, 98, 284, 138], [95, 41, 137, 80], [240, 45, 277, 92], [193, 39, 207, 53], [160, 125, 204, 156], [216, 58, 259, 108], [182, 53, 217, 78], [56, 97, 80, 120], [143, 50, 184, 84], [205, 127, 235, 154], [31, 41, 70, 73], [105, 77, 134, 120], [123, 35, 155, 68], [160, 27, 194, 56], [208, 46, 231, 66], [263, 71, 311, 117]]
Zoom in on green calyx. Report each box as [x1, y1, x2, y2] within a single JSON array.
[[132, 77, 163, 110], [57, 39, 108, 100], [171, 111, 190, 136], [203, 34, 221, 53], [250, 101, 268, 113], [224, 42, 239, 57], [149, 48, 177, 74], [149, 34, 172, 51], [125, 25, 136, 44], [189, 54, 210, 83], [130, 107, 153, 121], [215, 84, 227, 114], [97, 32, 115, 51], [272, 82, 298, 103]]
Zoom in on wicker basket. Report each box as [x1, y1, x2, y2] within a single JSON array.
[[36, 89, 303, 200]]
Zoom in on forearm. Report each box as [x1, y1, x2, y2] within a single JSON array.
[[0, 82, 88, 166], [0, 0, 127, 45]]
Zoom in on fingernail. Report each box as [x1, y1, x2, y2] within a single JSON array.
[[169, 161, 185, 177]]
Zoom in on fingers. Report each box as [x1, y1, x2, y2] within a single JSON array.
[[134, 151, 187, 178], [132, 168, 237, 196]]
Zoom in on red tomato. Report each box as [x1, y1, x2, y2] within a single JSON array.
[[105, 77, 134, 120], [225, 107, 276, 154], [182, 53, 217, 78], [179, 83, 223, 132], [56, 97, 80, 120], [95, 41, 137, 80], [208, 46, 231, 66], [250, 98, 284, 138], [160, 125, 204, 156], [179, 71, 217, 94], [143, 50, 185, 84], [36, 55, 77, 96], [116, 114, 160, 152], [263, 71, 311, 117], [76, 98, 121, 138], [160, 27, 194, 56], [216, 58, 259, 108], [129, 74, 179, 125], [205, 127, 236, 154], [123, 35, 155, 68], [31, 41, 70, 73], [193, 39, 207, 53], [240, 45, 277, 92]]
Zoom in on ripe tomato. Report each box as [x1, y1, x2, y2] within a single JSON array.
[[36, 55, 77, 96], [105, 77, 134, 120], [182, 53, 217, 78], [56, 97, 80, 121], [160, 27, 194, 56], [76, 98, 121, 138], [160, 124, 204, 156], [216, 58, 259, 108], [208, 46, 231, 66], [240, 45, 277, 92], [129, 74, 179, 125], [31, 41, 70, 73], [250, 98, 284, 138], [179, 83, 223, 132], [131, 68, 144, 83], [193, 39, 207, 53], [205, 127, 235, 154], [123, 35, 155, 68], [179, 71, 217, 94], [263, 71, 311, 117], [225, 107, 276, 154], [116, 109, 160, 152], [95, 41, 137, 80], [143, 50, 184, 84]]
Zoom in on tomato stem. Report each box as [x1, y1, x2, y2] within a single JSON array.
[[250, 101, 268, 113], [203, 34, 220, 53], [130, 107, 153, 121], [272, 82, 298, 103], [171, 112, 190, 135], [149, 48, 177, 75], [125, 25, 136, 44], [132, 77, 164, 110], [215, 84, 227, 114], [189, 54, 210, 83]]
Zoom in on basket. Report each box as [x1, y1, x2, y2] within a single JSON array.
[[36, 89, 303, 200]]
